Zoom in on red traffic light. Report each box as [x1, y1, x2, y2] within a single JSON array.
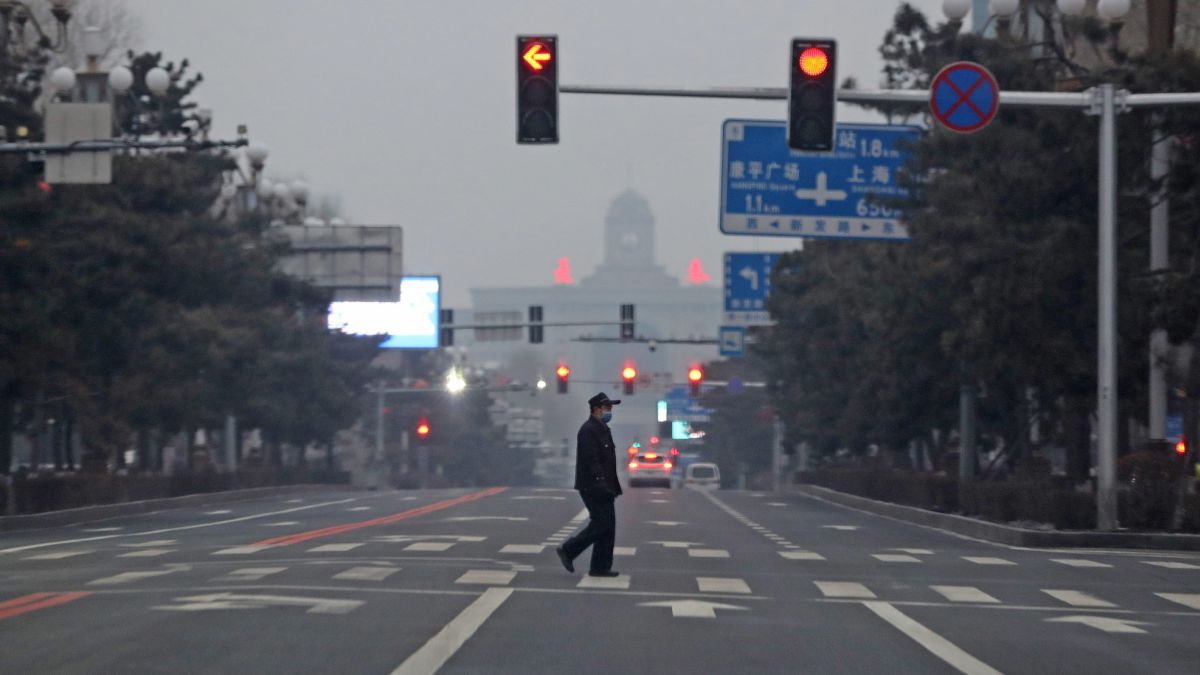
[[522, 42, 552, 71], [556, 365, 570, 379], [1177, 438, 1187, 456], [798, 47, 829, 77], [622, 366, 637, 381], [688, 367, 703, 383], [416, 417, 431, 439]]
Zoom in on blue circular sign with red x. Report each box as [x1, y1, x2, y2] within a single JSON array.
[[930, 61, 999, 133]]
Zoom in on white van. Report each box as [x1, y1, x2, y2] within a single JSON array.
[[684, 462, 720, 490]]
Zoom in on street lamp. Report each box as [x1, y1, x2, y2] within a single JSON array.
[[0, 0, 72, 56], [446, 368, 467, 394], [942, 0, 970, 22]]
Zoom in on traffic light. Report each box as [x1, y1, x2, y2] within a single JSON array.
[[788, 38, 837, 152], [439, 308, 454, 347], [1177, 437, 1187, 457], [556, 363, 570, 394], [620, 304, 635, 341], [622, 365, 637, 395], [416, 417, 431, 441], [688, 365, 704, 398], [528, 305, 544, 344], [516, 35, 558, 144]]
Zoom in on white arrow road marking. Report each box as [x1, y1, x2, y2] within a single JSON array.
[[794, 172, 848, 206], [639, 599, 747, 619], [156, 592, 362, 615], [1142, 561, 1200, 570], [390, 588, 512, 675], [446, 516, 528, 522], [334, 566, 399, 582], [1156, 593, 1200, 610], [1042, 590, 1115, 608], [864, 602, 1002, 675], [1045, 615, 1152, 634], [822, 525, 859, 531]]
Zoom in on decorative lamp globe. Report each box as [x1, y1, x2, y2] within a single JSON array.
[[989, 0, 1019, 17], [245, 143, 268, 169], [942, 0, 970, 21], [273, 182, 292, 202], [303, 217, 326, 226], [1056, 0, 1086, 16], [108, 66, 134, 93], [290, 180, 310, 204], [145, 67, 171, 96], [49, 67, 76, 93], [1097, 0, 1131, 20], [257, 179, 275, 200]]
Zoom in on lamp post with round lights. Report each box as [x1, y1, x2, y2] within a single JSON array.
[[0, 0, 72, 57]]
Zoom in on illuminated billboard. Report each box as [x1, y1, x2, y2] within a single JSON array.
[[327, 276, 441, 349]]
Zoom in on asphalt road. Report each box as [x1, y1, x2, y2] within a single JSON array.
[[1, 484, 1198, 674]]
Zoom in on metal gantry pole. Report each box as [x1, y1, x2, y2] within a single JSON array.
[[1096, 84, 1119, 531]]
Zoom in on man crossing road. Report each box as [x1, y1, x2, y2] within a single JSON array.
[[556, 392, 623, 577]]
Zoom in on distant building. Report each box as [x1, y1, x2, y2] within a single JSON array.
[[454, 190, 721, 483]]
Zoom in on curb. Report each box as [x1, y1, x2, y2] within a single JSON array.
[[791, 483, 1200, 551], [0, 484, 347, 532]]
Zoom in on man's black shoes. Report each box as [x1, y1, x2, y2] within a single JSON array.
[[587, 569, 619, 577], [555, 546, 574, 573]]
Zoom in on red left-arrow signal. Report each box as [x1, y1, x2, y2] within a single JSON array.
[[523, 43, 552, 70]]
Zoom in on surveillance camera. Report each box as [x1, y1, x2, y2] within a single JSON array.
[[648, 339, 658, 353]]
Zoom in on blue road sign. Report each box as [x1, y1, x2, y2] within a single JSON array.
[[665, 386, 712, 423], [724, 253, 778, 325], [1167, 414, 1183, 443], [720, 120, 919, 239], [719, 325, 746, 358], [930, 61, 998, 134]]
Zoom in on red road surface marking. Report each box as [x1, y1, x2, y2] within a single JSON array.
[[0, 592, 91, 621], [252, 487, 509, 547]]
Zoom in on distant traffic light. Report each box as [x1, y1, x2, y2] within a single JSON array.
[[622, 365, 637, 395], [788, 38, 837, 152], [688, 365, 704, 398], [516, 35, 558, 144], [416, 417, 431, 441], [439, 308, 454, 347], [1177, 437, 1188, 456], [528, 305, 544, 344], [556, 363, 570, 394], [620, 304, 635, 341]]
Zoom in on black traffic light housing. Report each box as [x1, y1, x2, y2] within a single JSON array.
[[688, 366, 703, 398], [556, 364, 570, 394], [620, 303, 635, 341], [528, 305, 544, 344], [517, 35, 558, 144], [788, 38, 837, 152], [622, 365, 637, 396]]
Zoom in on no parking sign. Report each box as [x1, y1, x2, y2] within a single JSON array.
[[930, 62, 999, 133]]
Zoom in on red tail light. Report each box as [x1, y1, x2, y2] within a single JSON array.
[[628, 461, 638, 469], [664, 462, 673, 469]]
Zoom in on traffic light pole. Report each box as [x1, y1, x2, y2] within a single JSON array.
[[562, 81, 1200, 531]]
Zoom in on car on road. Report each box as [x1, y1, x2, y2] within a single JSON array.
[[683, 462, 720, 490], [627, 452, 672, 488]]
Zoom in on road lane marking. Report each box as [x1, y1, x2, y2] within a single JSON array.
[[120, 540, 177, 547], [253, 488, 507, 548], [1042, 590, 1115, 608], [639, 599, 747, 619], [88, 568, 187, 586], [455, 570, 517, 585], [1142, 561, 1200, 570], [308, 543, 364, 553], [263, 521, 300, 527], [688, 549, 730, 558], [0, 498, 358, 555], [650, 499, 669, 504], [614, 547, 637, 556], [571, 509, 588, 522], [821, 525, 860, 531], [446, 516, 528, 522], [214, 546, 269, 555], [205, 510, 233, 515], [892, 548, 934, 555], [220, 567, 287, 581], [117, 549, 175, 558], [390, 588, 513, 675], [23, 550, 92, 560], [81, 527, 123, 532], [1050, 558, 1112, 569], [404, 542, 455, 552], [156, 592, 361, 614], [284, 499, 305, 504], [873, 554, 922, 563], [0, 592, 91, 621], [374, 535, 486, 543], [815, 581, 875, 599], [780, 551, 826, 561], [931, 586, 1000, 604], [578, 575, 630, 590], [512, 496, 566, 500], [647, 521, 685, 526], [348, 506, 372, 511], [334, 566, 399, 582], [768, 502, 788, 507], [1156, 593, 1200, 610], [863, 602, 1002, 675], [1045, 615, 1151, 634], [652, 541, 702, 548], [696, 577, 752, 594], [962, 556, 1016, 566], [499, 544, 545, 554]]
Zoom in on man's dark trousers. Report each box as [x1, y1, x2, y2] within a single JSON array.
[[562, 488, 615, 573]]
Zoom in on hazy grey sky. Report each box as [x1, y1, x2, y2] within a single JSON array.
[[123, 0, 947, 306]]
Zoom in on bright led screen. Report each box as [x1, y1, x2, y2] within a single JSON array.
[[327, 276, 441, 349]]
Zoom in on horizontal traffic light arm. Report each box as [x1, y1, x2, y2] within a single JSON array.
[[440, 320, 628, 330]]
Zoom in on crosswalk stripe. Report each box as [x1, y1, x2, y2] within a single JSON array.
[[688, 549, 730, 558], [308, 543, 363, 553], [780, 551, 826, 561], [334, 566, 399, 582], [614, 547, 637, 556], [213, 546, 268, 555], [577, 575, 629, 590], [117, 549, 175, 558], [872, 554, 922, 563], [404, 542, 455, 552], [120, 540, 178, 548], [500, 544, 546, 554], [221, 567, 287, 581], [23, 550, 91, 560], [456, 570, 517, 585], [1141, 561, 1200, 570], [87, 569, 179, 586], [1050, 558, 1112, 569], [892, 548, 934, 555], [1042, 589, 1115, 608], [1156, 593, 1200, 610], [963, 556, 1016, 566], [815, 581, 875, 599], [930, 586, 1000, 604], [696, 577, 752, 594]]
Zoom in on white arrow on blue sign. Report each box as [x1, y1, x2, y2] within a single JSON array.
[[724, 253, 778, 326], [721, 120, 919, 240]]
